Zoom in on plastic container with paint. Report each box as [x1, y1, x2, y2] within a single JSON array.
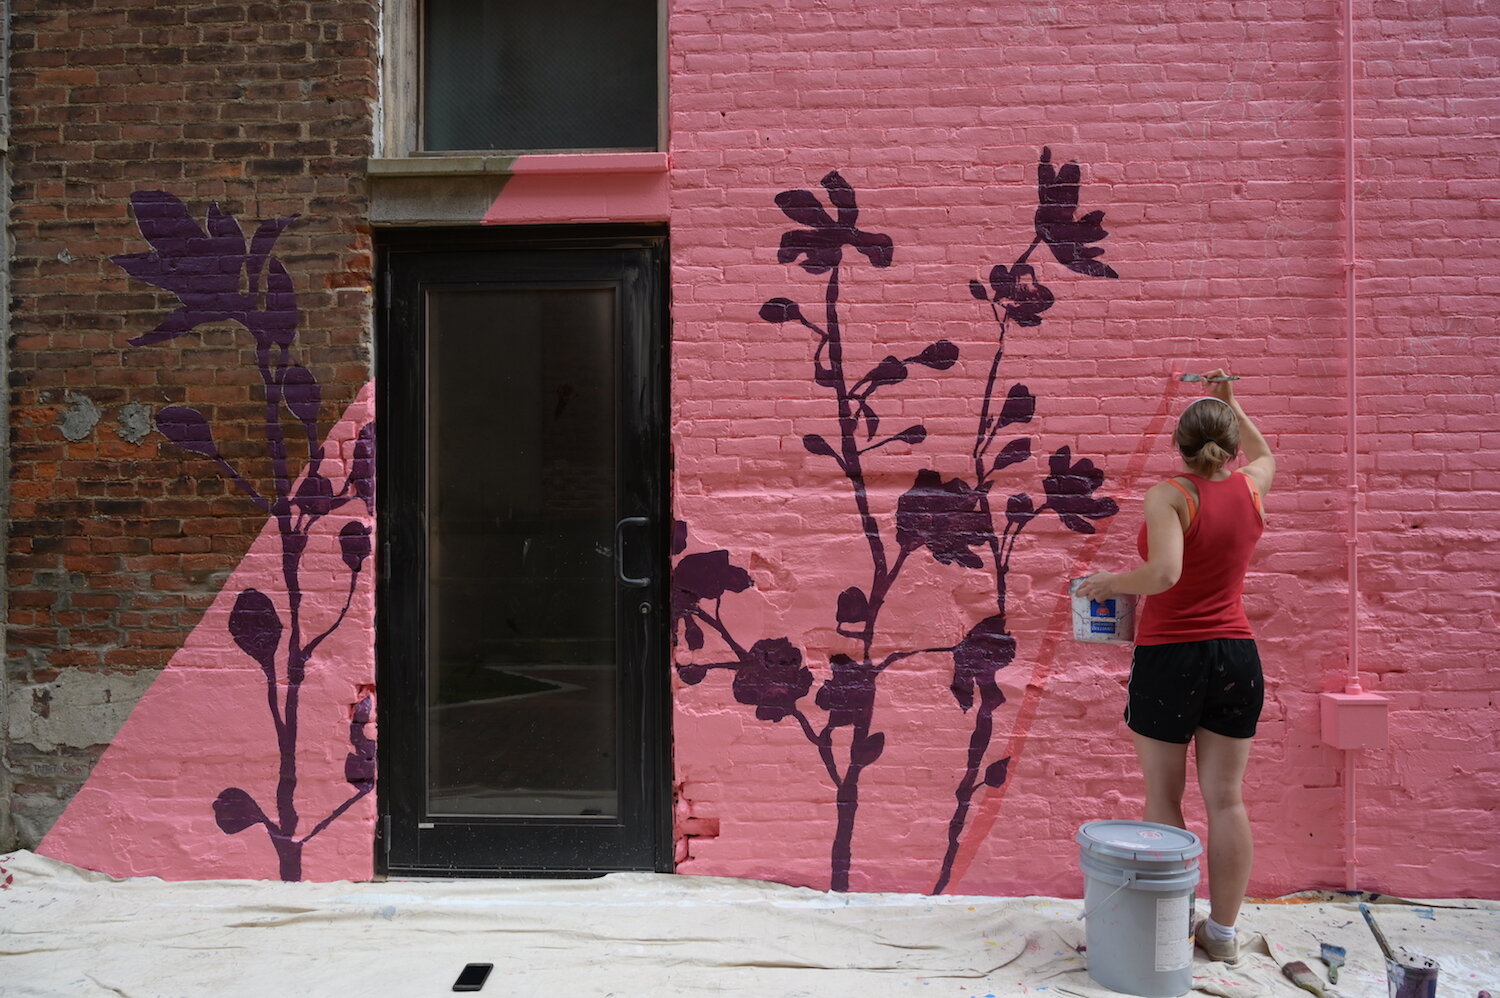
[[1077, 819, 1202, 998], [1070, 579, 1136, 644]]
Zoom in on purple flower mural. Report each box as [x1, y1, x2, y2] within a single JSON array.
[[113, 191, 374, 881], [676, 151, 1119, 893]]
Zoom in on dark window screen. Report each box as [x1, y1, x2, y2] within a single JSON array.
[[424, 0, 658, 152]]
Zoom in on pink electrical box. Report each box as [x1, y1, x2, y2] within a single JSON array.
[[1320, 691, 1391, 750]]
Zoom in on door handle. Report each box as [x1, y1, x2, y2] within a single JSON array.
[[614, 516, 650, 587]]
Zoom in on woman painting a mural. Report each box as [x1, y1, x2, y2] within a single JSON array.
[[1076, 369, 1275, 963]]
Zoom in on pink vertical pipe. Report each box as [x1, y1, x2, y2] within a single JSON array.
[[1342, 0, 1362, 891]]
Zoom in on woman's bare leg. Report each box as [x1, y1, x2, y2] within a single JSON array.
[[1195, 728, 1254, 927], [1132, 732, 1189, 829]]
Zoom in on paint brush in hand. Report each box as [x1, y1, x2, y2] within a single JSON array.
[[1180, 373, 1241, 383]]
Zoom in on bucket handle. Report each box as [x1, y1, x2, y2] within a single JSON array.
[[1077, 869, 1137, 921]]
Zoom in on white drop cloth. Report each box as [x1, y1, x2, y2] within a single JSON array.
[[1, 851, 1495, 997]]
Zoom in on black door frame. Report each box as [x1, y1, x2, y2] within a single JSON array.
[[374, 225, 672, 877]]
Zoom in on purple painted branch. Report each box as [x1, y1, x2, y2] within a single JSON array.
[[692, 607, 748, 660], [210, 457, 271, 512], [1014, 234, 1043, 268], [792, 709, 843, 787], [302, 561, 362, 661], [972, 309, 1009, 463], [933, 689, 1001, 894], [296, 784, 372, 847]]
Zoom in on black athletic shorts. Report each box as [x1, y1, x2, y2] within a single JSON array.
[[1125, 638, 1263, 743]]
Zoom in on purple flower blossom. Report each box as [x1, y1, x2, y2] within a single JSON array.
[[1042, 446, 1119, 534], [983, 264, 1055, 327], [895, 470, 994, 569], [732, 637, 813, 722], [1034, 147, 1118, 279], [776, 171, 894, 275]]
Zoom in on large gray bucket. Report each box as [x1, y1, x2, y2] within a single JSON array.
[[1077, 820, 1203, 997]]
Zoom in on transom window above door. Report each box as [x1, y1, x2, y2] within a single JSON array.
[[382, 0, 663, 156]]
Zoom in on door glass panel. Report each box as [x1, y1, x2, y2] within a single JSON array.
[[425, 286, 618, 818], [424, 0, 658, 152]]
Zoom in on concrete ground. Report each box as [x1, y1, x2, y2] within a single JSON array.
[[1, 850, 1496, 998]]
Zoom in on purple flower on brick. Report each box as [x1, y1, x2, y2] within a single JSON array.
[[1042, 446, 1119, 534], [1034, 147, 1118, 279], [895, 470, 994, 569], [975, 264, 1054, 327], [776, 171, 894, 275], [732, 637, 813, 722]]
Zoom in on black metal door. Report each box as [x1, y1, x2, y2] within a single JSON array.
[[377, 229, 669, 876]]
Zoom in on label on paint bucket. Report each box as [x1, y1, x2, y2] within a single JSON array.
[[1155, 894, 1192, 972], [1069, 579, 1136, 644]]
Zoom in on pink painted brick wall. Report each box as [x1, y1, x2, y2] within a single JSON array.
[[667, 0, 1499, 897]]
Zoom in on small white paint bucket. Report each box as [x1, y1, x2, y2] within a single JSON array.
[[1077, 820, 1202, 998], [1070, 579, 1136, 644]]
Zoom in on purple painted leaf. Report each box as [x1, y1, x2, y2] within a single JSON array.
[[671, 549, 752, 649], [776, 187, 837, 229], [671, 519, 689, 556], [993, 437, 1032, 473], [895, 470, 993, 569], [281, 364, 321, 425], [205, 202, 246, 247], [260, 257, 300, 346], [998, 384, 1036, 428], [815, 654, 877, 728], [983, 756, 1011, 788], [344, 754, 376, 790], [213, 787, 268, 835], [835, 586, 869, 624], [156, 405, 219, 459], [814, 362, 838, 389], [851, 731, 885, 767], [345, 694, 376, 790], [951, 614, 1016, 712], [759, 298, 804, 324], [859, 403, 879, 441], [677, 663, 709, 685], [732, 637, 812, 722], [229, 588, 282, 673], [911, 340, 959, 371], [893, 425, 927, 446], [294, 472, 335, 517], [247, 215, 297, 296], [969, 279, 988, 301], [863, 356, 907, 391], [131, 190, 205, 254], [1006, 493, 1036, 529], [119, 192, 246, 306], [674, 550, 753, 603], [1042, 446, 1119, 534], [339, 521, 371, 573], [682, 615, 705, 651], [803, 433, 840, 462], [126, 306, 215, 347], [350, 422, 375, 515]]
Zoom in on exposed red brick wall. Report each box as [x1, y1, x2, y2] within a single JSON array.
[[4, 0, 377, 846]]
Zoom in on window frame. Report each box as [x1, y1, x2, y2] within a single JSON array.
[[380, 0, 667, 158]]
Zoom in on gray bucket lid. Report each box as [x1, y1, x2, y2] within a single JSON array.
[[1076, 820, 1203, 863]]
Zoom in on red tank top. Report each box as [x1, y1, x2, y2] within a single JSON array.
[[1134, 472, 1264, 645]]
